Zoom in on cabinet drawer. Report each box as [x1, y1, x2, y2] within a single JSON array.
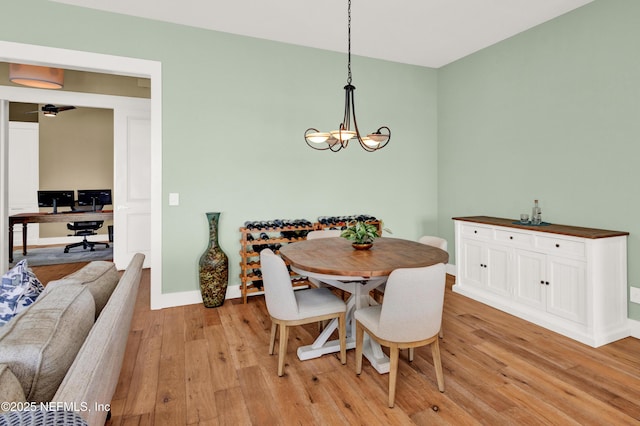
[[461, 224, 492, 239], [494, 229, 534, 247], [535, 236, 585, 258]]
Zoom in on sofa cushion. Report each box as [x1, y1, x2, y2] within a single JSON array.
[[0, 260, 44, 326], [0, 284, 94, 403], [0, 363, 26, 410], [43, 261, 119, 318]]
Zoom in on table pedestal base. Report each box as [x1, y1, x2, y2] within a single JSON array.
[[293, 270, 390, 374]]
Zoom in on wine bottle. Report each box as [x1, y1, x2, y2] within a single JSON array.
[[532, 200, 542, 225], [246, 233, 255, 252]]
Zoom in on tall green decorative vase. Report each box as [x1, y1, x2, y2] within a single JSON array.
[[198, 212, 229, 308]]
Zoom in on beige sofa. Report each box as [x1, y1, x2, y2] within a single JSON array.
[[0, 253, 145, 426]]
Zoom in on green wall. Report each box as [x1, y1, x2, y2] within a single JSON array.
[[3, 0, 639, 321], [0, 2, 438, 293], [438, 0, 640, 319]]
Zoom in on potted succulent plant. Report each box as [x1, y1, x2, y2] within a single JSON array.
[[340, 220, 381, 250]]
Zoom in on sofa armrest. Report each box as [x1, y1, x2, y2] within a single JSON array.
[[52, 253, 145, 426]]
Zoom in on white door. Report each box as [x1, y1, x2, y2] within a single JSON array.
[[113, 108, 151, 269], [8, 122, 39, 246]]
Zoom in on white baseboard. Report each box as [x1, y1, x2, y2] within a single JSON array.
[[629, 318, 640, 339], [153, 264, 457, 310], [150, 284, 243, 310]]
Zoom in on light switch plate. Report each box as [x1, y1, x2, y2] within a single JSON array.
[[169, 193, 179, 206], [630, 286, 640, 304]]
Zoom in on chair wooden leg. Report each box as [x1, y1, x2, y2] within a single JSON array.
[[388, 344, 400, 408], [269, 322, 277, 355], [431, 338, 445, 392], [408, 347, 414, 362], [338, 312, 347, 365], [355, 322, 364, 375], [277, 324, 289, 377]]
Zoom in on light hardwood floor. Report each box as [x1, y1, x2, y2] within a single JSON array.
[[32, 263, 640, 425]]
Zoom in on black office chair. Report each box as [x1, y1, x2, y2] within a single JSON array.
[[64, 205, 110, 253], [64, 220, 110, 253]]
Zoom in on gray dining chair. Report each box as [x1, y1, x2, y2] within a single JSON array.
[[374, 235, 448, 303], [418, 235, 448, 251], [260, 248, 347, 376], [419, 235, 447, 338], [305, 229, 343, 290], [306, 229, 343, 240], [355, 263, 446, 407]]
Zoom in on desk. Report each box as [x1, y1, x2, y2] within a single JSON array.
[[9, 210, 113, 262], [279, 237, 448, 373]]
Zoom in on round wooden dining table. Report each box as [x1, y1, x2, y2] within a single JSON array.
[[279, 237, 449, 374]]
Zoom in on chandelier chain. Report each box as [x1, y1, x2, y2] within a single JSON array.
[[347, 0, 352, 85]]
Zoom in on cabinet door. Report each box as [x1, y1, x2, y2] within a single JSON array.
[[546, 256, 587, 324], [513, 249, 546, 309], [485, 244, 511, 297], [460, 239, 484, 288]]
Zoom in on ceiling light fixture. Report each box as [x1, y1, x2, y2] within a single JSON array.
[[9, 64, 64, 89], [304, 0, 390, 152]]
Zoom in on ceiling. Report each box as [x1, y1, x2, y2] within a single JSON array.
[[51, 0, 594, 68]]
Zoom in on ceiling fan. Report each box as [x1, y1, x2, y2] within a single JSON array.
[[27, 104, 76, 117]]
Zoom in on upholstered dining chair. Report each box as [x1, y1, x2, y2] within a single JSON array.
[[355, 263, 446, 408], [305, 229, 343, 290], [260, 248, 347, 377], [419, 235, 448, 338], [374, 235, 448, 320], [418, 235, 448, 251], [306, 229, 343, 240]]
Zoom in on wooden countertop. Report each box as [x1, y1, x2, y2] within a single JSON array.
[[453, 216, 629, 239]]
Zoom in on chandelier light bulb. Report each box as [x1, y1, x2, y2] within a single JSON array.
[[330, 129, 356, 141], [362, 137, 380, 148], [306, 132, 331, 143], [367, 132, 388, 143]]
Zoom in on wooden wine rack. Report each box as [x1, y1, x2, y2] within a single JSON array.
[[239, 223, 316, 303], [239, 217, 382, 303]]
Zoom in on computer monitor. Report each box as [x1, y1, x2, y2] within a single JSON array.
[[37, 190, 75, 214], [77, 189, 112, 211]]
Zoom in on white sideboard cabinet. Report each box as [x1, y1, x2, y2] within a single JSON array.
[[453, 216, 629, 347]]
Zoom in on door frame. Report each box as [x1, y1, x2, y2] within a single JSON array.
[[0, 41, 164, 309]]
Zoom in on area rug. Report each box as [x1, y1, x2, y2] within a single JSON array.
[[10, 245, 113, 267]]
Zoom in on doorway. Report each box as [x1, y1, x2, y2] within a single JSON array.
[[0, 41, 163, 308]]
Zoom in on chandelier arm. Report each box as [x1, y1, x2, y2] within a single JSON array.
[[342, 85, 353, 132], [330, 141, 344, 152], [374, 126, 391, 150], [304, 128, 333, 151], [349, 87, 363, 143]]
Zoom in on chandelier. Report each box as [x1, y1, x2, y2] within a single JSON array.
[[304, 0, 391, 152]]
